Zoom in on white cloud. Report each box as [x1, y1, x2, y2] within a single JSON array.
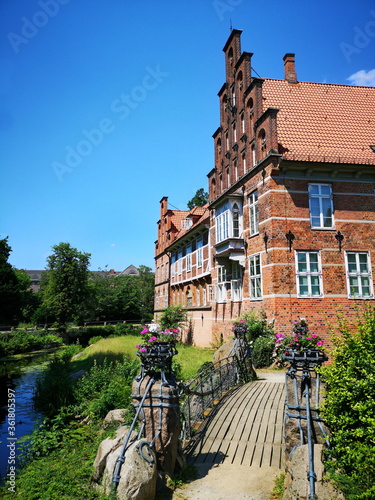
[[347, 69, 375, 86], [110, 243, 116, 247]]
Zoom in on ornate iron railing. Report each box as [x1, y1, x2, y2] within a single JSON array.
[[179, 336, 252, 447]]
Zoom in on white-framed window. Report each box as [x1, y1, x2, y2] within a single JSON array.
[[215, 199, 243, 243], [186, 243, 192, 272], [196, 235, 203, 267], [308, 183, 334, 229], [177, 249, 183, 275], [217, 265, 227, 302], [231, 261, 242, 301], [345, 252, 373, 299], [296, 251, 322, 297], [248, 191, 259, 236], [186, 253, 191, 272], [249, 253, 262, 299]]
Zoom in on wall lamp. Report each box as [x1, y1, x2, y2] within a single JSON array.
[[285, 230, 295, 252], [335, 230, 344, 251], [263, 232, 269, 252]]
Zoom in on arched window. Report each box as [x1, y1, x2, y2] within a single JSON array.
[[247, 98, 254, 120], [216, 137, 222, 156], [259, 129, 267, 153], [233, 122, 237, 143], [228, 47, 234, 66], [211, 178, 216, 197], [237, 71, 243, 90], [242, 152, 247, 172]]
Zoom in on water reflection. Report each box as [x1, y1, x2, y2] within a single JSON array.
[[0, 355, 51, 483]]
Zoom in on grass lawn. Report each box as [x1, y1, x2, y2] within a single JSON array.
[[70, 335, 214, 380]]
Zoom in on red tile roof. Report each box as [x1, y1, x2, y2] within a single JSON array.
[[262, 79, 375, 165]]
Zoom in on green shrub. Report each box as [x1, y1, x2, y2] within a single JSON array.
[[159, 305, 188, 331], [252, 335, 275, 368], [243, 311, 274, 341], [88, 335, 103, 345], [73, 357, 139, 419], [66, 325, 115, 345], [34, 357, 75, 416], [321, 307, 375, 499], [114, 322, 141, 336]]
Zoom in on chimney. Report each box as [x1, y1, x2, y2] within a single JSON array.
[[283, 53, 297, 83]]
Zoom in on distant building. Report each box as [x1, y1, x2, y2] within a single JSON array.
[[25, 265, 140, 292], [154, 29, 375, 347]]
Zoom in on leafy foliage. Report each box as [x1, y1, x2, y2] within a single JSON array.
[[159, 305, 188, 331], [88, 265, 154, 323], [187, 188, 209, 210], [0, 237, 39, 325], [252, 336, 275, 368], [233, 311, 275, 367], [273, 319, 326, 367], [0, 330, 63, 357], [321, 307, 375, 499]]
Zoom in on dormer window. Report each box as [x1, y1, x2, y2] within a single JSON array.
[[181, 218, 193, 230]]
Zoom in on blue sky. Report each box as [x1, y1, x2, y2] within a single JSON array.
[[1, 0, 374, 272]]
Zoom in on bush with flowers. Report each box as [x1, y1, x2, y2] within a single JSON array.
[[273, 319, 326, 367], [135, 324, 180, 353]]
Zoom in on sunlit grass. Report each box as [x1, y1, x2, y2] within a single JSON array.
[[70, 335, 214, 380]]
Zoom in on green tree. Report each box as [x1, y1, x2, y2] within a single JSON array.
[[13, 269, 41, 323], [0, 236, 22, 325], [89, 265, 154, 323], [137, 265, 155, 322], [187, 188, 209, 210], [42, 243, 91, 333]]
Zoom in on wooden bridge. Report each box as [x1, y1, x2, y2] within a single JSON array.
[[178, 372, 286, 499]]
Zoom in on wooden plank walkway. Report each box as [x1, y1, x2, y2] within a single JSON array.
[[187, 375, 285, 470]]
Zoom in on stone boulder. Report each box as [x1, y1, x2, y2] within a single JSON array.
[[102, 409, 129, 428], [213, 339, 257, 380], [101, 438, 157, 500], [92, 425, 135, 482], [212, 339, 236, 364], [283, 444, 344, 500]]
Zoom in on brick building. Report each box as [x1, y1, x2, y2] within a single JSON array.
[[154, 29, 375, 347]]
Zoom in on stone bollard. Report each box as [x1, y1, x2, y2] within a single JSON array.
[[132, 374, 180, 478]]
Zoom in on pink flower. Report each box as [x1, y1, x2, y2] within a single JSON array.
[[173, 329, 178, 333], [148, 339, 153, 343], [306, 337, 312, 340], [141, 328, 149, 334], [135, 344, 140, 348], [312, 334, 317, 338], [140, 348, 147, 352], [316, 341, 323, 347]]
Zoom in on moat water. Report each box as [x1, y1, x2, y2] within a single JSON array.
[[0, 353, 52, 483]]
